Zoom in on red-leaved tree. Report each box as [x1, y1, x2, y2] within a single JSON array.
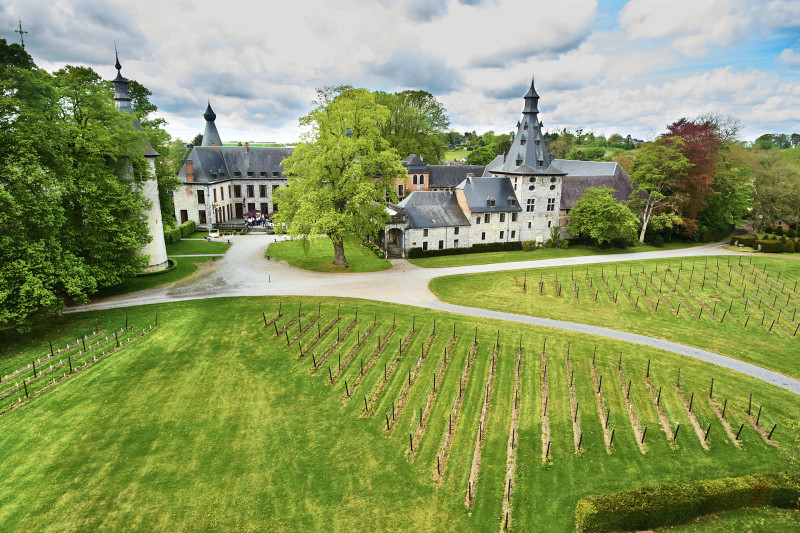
[[664, 118, 722, 236]]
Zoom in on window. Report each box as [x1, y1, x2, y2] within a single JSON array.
[[523, 122, 528, 130], [199, 210, 207, 224], [259, 171, 267, 178], [220, 188, 224, 201], [213, 189, 217, 203], [535, 140, 540, 146], [516, 158, 522, 166], [260, 203, 268, 213], [398, 184, 404, 196], [234, 185, 242, 198], [272, 185, 279, 196], [550, 177, 557, 183], [538, 161, 543, 167], [438, 240, 444, 249], [419, 175, 425, 184], [510, 199, 516, 206], [454, 239, 459, 247], [500, 213, 505, 222], [550, 184, 556, 190], [247, 185, 255, 197], [413, 174, 418, 185], [484, 214, 490, 223], [272, 172, 279, 177], [490, 200, 496, 207], [180, 210, 188, 223], [548, 220, 552, 227], [529, 177, 535, 183], [260, 185, 267, 197], [423, 229, 429, 237], [422, 241, 428, 250], [476, 217, 480, 224], [500, 231, 504, 239], [547, 198, 556, 212], [229, 185, 232, 197], [526, 198, 535, 212], [481, 232, 486, 240], [520, 139, 526, 145], [247, 171, 254, 178], [529, 185, 535, 191], [511, 230, 516, 239], [454, 227, 459, 235], [197, 190, 205, 204], [512, 213, 517, 222], [528, 221, 532, 229], [234, 171, 241, 177]]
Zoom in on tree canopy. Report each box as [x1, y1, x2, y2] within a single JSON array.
[[0, 39, 160, 331], [275, 87, 406, 266], [375, 90, 449, 164], [567, 186, 639, 245]]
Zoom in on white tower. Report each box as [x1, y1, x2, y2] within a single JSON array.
[[113, 50, 169, 272]]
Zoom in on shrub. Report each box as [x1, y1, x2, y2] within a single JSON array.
[[754, 239, 784, 253], [794, 240, 800, 253], [764, 226, 773, 234], [163, 227, 181, 245], [784, 240, 795, 253], [731, 235, 756, 248], [408, 241, 522, 259], [775, 226, 784, 236], [521, 241, 534, 251], [649, 234, 664, 248], [788, 228, 796, 238], [574, 471, 800, 533], [178, 220, 196, 238], [780, 236, 787, 243]]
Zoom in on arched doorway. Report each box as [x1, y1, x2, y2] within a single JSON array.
[[387, 228, 403, 258]]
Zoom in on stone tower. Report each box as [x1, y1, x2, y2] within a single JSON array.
[[489, 77, 565, 243], [113, 51, 169, 272]]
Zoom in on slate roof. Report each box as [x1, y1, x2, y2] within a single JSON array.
[[201, 103, 223, 147], [402, 154, 424, 166], [455, 177, 521, 213], [177, 146, 294, 183], [397, 191, 470, 229], [427, 165, 486, 189], [555, 160, 633, 210]]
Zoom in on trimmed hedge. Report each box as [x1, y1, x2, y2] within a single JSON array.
[[574, 471, 800, 533], [795, 239, 800, 253], [408, 240, 522, 259], [179, 220, 196, 238], [163, 226, 182, 245], [755, 239, 784, 253], [784, 240, 796, 253], [730, 235, 757, 248]]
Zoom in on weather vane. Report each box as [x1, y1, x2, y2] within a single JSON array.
[[15, 18, 28, 50]]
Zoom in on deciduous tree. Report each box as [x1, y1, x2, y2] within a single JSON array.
[[375, 90, 449, 164], [276, 87, 406, 266], [567, 186, 639, 245]]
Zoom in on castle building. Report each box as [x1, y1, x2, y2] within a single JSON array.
[[112, 53, 168, 272], [385, 78, 633, 257], [172, 105, 292, 228]]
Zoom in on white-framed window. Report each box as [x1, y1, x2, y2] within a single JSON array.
[[512, 213, 518, 222], [511, 230, 516, 239], [484, 214, 490, 223], [526, 198, 535, 212], [423, 228, 428, 237], [547, 198, 556, 212], [500, 231, 504, 239], [500, 213, 505, 222]]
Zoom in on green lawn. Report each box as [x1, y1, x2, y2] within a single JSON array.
[[92, 256, 216, 299], [444, 149, 467, 161], [409, 241, 705, 268], [430, 255, 800, 380], [165, 238, 231, 255], [268, 236, 391, 272], [0, 297, 797, 531]]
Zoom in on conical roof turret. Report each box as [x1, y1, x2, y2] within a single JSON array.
[[201, 102, 223, 147]]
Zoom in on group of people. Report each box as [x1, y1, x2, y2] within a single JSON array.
[[246, 213, 271, 227]]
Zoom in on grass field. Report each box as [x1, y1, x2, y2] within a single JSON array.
[[268, 236, 391, 272], [92, 256, 215, 299], [430, 255, 800, 380], [408, 241, 704, 268], [444, 149, 468, 161], [165, 238, 231, 256], [0, 297, 797, 531]]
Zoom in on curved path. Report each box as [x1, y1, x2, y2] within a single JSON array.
[[67, 235, 800, 395]]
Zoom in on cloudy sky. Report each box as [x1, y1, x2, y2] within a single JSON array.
[[3, 0, 800, 143]]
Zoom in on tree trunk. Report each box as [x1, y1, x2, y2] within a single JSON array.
[[332, 238, 348, 267], [639, 206, 652, 244]]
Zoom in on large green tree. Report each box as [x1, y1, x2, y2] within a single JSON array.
[[375, 90, 449, 164], [567, 186, 639, 245], [275, 87, 406, 267], [0, 40, 153, 331], [629, 137, 691, 243]]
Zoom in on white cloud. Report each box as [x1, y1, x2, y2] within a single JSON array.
[[619, 0, 800, 56], [778, 41, 800, 67]]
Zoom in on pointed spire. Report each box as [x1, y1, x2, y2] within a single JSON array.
[[112, 46, 132, 114], [204, 101, 217, 122], [523, 76, 539, 114], [525, 77, 539, 99], [115, 42, 122, 71]]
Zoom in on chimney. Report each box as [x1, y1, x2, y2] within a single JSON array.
[[186, 159, 194, 182], [467, 173, 474, 184], [245, 142, 249, 153]]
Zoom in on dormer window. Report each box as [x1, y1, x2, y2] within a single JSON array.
[[520, 139, 526, 146], [516, 158, 522, 166], [508, 196, 516, 206], [260, 171, 267, 177], [234, 171, 241, 177], [272, 171, 279, 177], [538, 161, 543, 167], [535, 140, 540, 146], [247, 171, 254, 177], [523, 122, 528, 130]]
